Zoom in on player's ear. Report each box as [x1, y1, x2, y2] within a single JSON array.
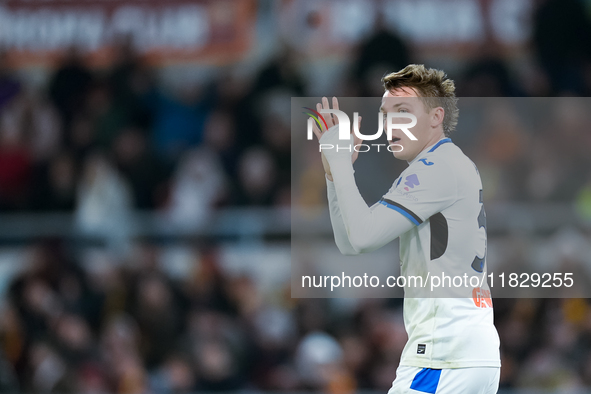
[[431, 107, 445, 129]]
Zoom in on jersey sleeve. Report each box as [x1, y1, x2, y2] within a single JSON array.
[[326, 176, 359, 255], [325, 149, 419, 254], [381, 160, 457, 225]]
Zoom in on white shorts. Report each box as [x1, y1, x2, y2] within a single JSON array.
[[388, 365, 500, 394]]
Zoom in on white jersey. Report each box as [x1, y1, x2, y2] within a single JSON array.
[[379, 138, 500, 369], [325, 135, 501, 370]]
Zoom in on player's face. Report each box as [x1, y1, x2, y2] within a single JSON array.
[[381, 88, 443, 161]]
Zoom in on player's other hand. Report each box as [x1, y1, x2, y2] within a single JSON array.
[[311, 97, 363, 182]]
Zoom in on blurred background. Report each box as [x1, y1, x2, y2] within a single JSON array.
[[0, 0, 591, 393]]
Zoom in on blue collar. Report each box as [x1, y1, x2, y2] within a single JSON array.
[[427, 138, 452, 153]]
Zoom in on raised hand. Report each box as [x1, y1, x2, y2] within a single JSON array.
[[310, 97, 363, 181]]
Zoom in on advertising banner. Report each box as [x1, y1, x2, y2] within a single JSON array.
[[0, 0, 256, 66]]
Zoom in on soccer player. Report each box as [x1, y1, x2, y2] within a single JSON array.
[[311, 65, 501, 393]]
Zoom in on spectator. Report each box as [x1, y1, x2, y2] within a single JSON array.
[[234, 147, 276, 206], [112, 127, 168, 209], [145, 82, 216, 161], [0, 50, 21, 112], [0, 109, 32, 211], [75, 153, 135, 248], [351, 16, 410, 96], [532, 0, 591, 95], [30, 152, 77, 211], [48, 47, 93, 134], [164, 147, 226, 230]]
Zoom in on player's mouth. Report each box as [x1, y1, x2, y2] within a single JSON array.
[[389, 137, 401, 145]]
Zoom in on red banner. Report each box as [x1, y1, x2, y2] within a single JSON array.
[[0, 0, 256, 67]]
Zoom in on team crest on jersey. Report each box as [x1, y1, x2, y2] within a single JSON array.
[[403, 174, 420, 191]]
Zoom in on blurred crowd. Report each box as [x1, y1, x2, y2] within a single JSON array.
[[0, 42, 293, 224], [0, 1, 590, 220], [3, 240, 591, 392], [0, 0, 591, 392]]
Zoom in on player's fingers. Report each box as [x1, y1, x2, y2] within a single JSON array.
[[332, 97, 339, 125], [312, 119, 321, 140], [322, 97, 334, 128], [316, 102, 327, 132]]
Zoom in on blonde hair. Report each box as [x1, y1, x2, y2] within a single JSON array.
[[382, 64, 458, 136]]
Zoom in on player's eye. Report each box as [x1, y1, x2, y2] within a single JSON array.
[[398, 108, 409, 113]]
